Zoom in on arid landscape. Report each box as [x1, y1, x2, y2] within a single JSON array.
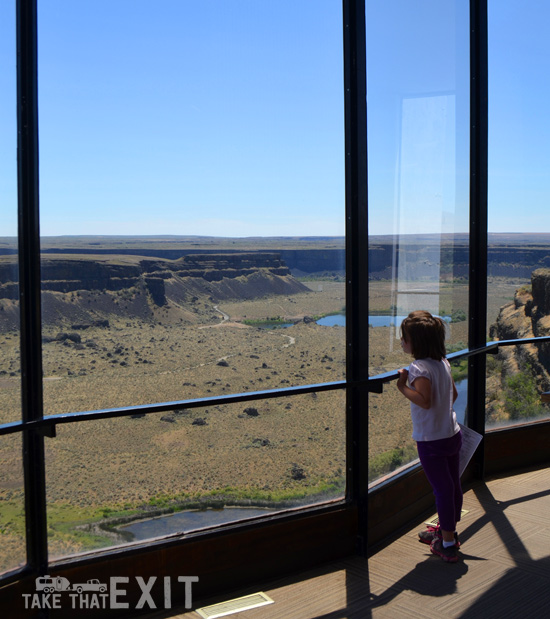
[[0, 235, 546, 572]]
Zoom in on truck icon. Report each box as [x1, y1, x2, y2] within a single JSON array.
[[35, 576, 107, 594], [72, 579, 107, 593], [35, 576, 71, 593]]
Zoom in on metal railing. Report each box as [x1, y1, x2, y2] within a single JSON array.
[[3, 335, 549, 438]]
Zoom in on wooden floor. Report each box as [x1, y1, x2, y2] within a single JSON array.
[[151, 465, 550, 619]]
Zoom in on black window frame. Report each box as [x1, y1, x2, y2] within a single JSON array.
[[5, 0, 550, 589]]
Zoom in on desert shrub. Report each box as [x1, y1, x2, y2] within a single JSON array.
[[503, 366, 545, 420], [450, 309, 467, 323], [290, 464, 306, 480]]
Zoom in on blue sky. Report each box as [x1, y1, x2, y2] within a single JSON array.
[[1, 1, 549, 238]]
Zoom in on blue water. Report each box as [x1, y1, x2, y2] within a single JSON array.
[[257, 314, 449, 329], [317, 314, 451, 328], [119, 507, 279, 541], [367, 315, 409, 328], [316, 314, 346, 327]]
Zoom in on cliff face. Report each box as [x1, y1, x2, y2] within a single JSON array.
[[490, 268, 550, 387], [0, 252, 309, 330], [0, 252, 304, 299]]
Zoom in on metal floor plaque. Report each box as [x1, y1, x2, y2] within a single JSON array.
[[196, 592, 274, 618]]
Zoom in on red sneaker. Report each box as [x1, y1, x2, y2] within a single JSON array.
[[430, 538, 459, 563], [418, 525, 460, 547]]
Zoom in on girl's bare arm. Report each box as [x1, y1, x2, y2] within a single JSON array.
[[397, 370, 432, 409]]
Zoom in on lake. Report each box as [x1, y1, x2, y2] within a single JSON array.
[[317, 314, 404, 327], [316, 314, 452, 328], [255, 314, 449, 329]]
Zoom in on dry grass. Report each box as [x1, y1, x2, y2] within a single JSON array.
[[0, 277, 520, 571]]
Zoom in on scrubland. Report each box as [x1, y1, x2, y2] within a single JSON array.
[[0, 277, 521, 570]]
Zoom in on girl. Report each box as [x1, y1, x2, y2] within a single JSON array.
[[397, 310, 462, 563]]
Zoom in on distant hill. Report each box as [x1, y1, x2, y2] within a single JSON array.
[[1, 233, 550, 281]]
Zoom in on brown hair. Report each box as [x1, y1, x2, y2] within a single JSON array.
[[400, 310, 447, 361]]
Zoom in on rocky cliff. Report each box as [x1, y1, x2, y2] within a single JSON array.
[[0, 252, 309, 330], [0, 252, 304, 298], [490, 268, 550, 387]]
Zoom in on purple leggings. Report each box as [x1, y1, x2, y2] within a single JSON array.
[[417, 431, 463, 532]]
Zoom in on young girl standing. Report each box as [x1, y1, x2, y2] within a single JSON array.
[[397, 310, 462, 563]]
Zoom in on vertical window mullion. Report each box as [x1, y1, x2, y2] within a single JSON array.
[[17, 0, 48, 574], [344, 0, 369, 552], [468, 0, 489, 476]]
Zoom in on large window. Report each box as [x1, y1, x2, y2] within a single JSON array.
[[0, 0, 19, 425], [30, 0, 347, 557], [46, 391, 346, 558], [0, 0, 26, 575], [3, 0, 550, 588], [487, 1, 550, 428], [366, 0, 470, 482]]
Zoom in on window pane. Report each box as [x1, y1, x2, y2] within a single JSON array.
[[37, 1, 345, 416], [486, 341, 550, 429], [46, 391, 345, 558], [368, 389, 418, 485], [0, 435, 26, 575], [488, 2, 550, 342], [366, 1, 470, 482], [0, 0, 20, 425]]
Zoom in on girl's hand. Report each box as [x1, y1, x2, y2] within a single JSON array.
[[397, 368, 408, 388]]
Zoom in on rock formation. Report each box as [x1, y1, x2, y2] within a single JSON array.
[[0, 252, 307, 300], [490, 268, 550, 388], [0, 252, 310, 330]]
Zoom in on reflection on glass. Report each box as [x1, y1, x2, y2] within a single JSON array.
[[449, 357, 468, 425], [46, 392, 345, 558], [0, 1, 19, 425], [366, 0, 469, 370], [366, 1, 469, 483], [487, 2, 550, 339], [0, 435, 26, 575], [37, 1, 345, 415], [486, 342, 550, 429]]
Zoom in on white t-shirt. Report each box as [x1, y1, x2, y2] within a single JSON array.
[[408, 357, 460, 442]]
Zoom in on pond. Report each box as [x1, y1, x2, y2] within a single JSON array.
[[118, 381, 467, 541], [118, 506, 280, 541]]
